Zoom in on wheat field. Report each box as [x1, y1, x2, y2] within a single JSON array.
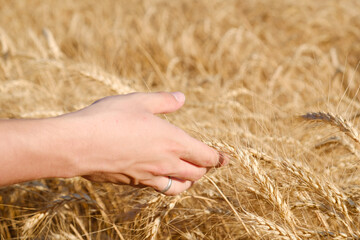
[[1, 0, 360, 239]]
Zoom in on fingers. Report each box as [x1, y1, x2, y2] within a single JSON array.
[[137, 92, 186, 114], [153, 157, 208, 181], [175, 132, 229, 168], [217, 152, 229, 167], [84, 173, 194, 195], [83, 173, 193, 195], [142, 176, 193, 196]]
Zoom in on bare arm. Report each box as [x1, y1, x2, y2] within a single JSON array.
[[0, 92, 228, 195], [0, 118, 78, 186]]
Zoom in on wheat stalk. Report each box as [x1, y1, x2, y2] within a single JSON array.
[[2, 0, 360, 238]]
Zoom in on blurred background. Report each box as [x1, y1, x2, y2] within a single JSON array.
[[1, 0, 360, 239]]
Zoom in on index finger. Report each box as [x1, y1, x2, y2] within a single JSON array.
[[177, 133, 229, 167]]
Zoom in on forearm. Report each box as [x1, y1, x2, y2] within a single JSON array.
[[0, 118, 78, 186], [0, 92, 227, 195]]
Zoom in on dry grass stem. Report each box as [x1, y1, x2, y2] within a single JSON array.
[[2, 0, 360, 239]]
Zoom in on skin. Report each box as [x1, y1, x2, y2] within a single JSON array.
[[0, 92, 228, 195]]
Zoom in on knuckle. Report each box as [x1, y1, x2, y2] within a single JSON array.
[[178, 168, 191, 180], [182, 149, 191, 160], [151, 164, 170, 176], [165, 140, 184, 156], [125, 92, 146, 104]]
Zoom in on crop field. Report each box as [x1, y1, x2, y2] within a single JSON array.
[[1, 0, 360, 239]]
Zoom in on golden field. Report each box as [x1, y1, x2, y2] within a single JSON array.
[[1, 0, 360, 239]]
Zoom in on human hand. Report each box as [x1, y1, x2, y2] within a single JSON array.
[[60, 92, 228, 195]]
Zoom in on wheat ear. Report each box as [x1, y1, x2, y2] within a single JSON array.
[[301, 112, 360, 144]]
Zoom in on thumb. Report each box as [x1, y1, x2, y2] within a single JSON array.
[[142, 92, 185, 114]]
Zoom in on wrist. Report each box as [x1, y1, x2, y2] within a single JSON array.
[[0, 118, 80, 185], [10, 118, 77, 180], [51, 115, 100, 178], [40, 117, 85, 179]]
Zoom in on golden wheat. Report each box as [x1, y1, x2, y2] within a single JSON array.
[[1, 0, 360, 239]]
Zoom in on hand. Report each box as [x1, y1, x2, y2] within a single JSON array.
[[60, 92, 228, 195]]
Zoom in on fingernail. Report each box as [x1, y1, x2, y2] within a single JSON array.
[[218, 152, 229, 167], [171, 92, 185, 103]]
